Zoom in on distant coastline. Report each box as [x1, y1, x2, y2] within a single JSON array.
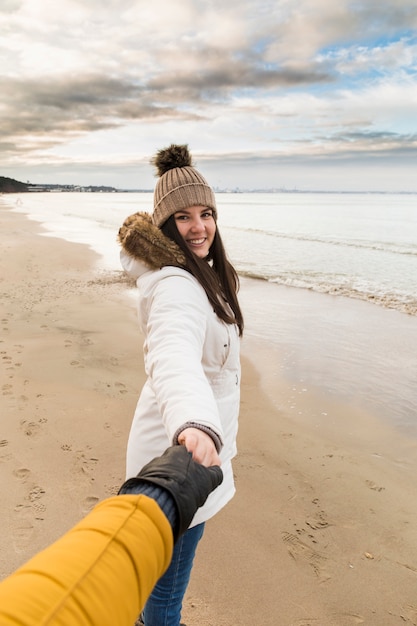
[[1, 175, 415, 195], [0, 176, 125, 194]]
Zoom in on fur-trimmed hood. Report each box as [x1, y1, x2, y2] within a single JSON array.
[[118, 211, 186, 269]]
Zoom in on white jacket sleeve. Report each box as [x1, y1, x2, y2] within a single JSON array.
[[143, 272, 224, 447]]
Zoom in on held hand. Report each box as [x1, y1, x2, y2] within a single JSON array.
[[177, 427, 222, 467], [119, 446, 223, 540]]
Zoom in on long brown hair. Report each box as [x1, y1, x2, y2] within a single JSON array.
[[161, 215, 244, 336]]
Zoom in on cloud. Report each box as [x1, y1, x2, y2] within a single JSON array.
[[0, 73, 206, 149], [1, 0, 416, 190], [318, 38, 417, 77]]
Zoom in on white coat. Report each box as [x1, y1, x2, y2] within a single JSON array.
[[120, 247, 240, 528]]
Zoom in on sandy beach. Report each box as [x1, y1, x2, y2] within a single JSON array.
[[1, 200, 417, 626]]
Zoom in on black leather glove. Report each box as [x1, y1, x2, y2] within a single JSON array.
[[118, 446, 223, 540]]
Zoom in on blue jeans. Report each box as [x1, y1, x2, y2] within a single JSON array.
[[142, 522, 205, 626]]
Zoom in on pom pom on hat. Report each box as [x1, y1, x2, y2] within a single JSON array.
[[152, 144, 193, 176], [152, 144, 216, 228]]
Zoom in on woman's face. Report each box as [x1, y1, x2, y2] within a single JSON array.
[[174, 205, 216, 259]]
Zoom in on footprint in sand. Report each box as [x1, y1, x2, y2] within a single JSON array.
[[81, 496, 100, 515], [281, 531, 329, 580], [365, 479, 385, 492], [104, 483, 122, 497], [75, 451, 99, 479], [305, 498, 332, 531], [28, 486, 46, 502], [12, 504, 35, 553], [104, 422, 122, 438], [115, 381, 128, 394], [31, 500, 47, 517], [13, 468, 31, 482], [70, 360, 85, 368], [20, 420, 41, 437], [2, 384, 13, 396]]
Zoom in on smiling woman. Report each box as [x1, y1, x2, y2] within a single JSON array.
[[117, 144, 243, 626]]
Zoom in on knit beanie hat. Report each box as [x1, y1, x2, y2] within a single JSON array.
[[152, 144, 217, 228]]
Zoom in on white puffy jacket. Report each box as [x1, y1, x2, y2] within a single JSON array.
[[119, 214, 240, 527]]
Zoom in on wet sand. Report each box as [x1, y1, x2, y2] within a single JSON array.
[[1, 200, 417, 625]]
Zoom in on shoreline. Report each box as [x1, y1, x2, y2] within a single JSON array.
[[238, 274, 417, 440], [1, 202, 417, 625]]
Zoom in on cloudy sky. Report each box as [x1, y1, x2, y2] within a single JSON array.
[[1, 0, 416, 191]]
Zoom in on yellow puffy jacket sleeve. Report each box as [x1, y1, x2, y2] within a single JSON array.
[[0, 494, 173, 626]]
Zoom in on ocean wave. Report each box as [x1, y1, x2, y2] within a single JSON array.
[[238, 269, 417, 317], [231, 226, 417, 257]]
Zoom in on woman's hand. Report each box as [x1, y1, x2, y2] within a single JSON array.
[[177, 428, 221, 467]]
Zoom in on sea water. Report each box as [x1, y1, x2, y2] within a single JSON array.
[[220, 192, 417, 317], [6, 191, 417, 435], [9, 191, 417, 316]]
